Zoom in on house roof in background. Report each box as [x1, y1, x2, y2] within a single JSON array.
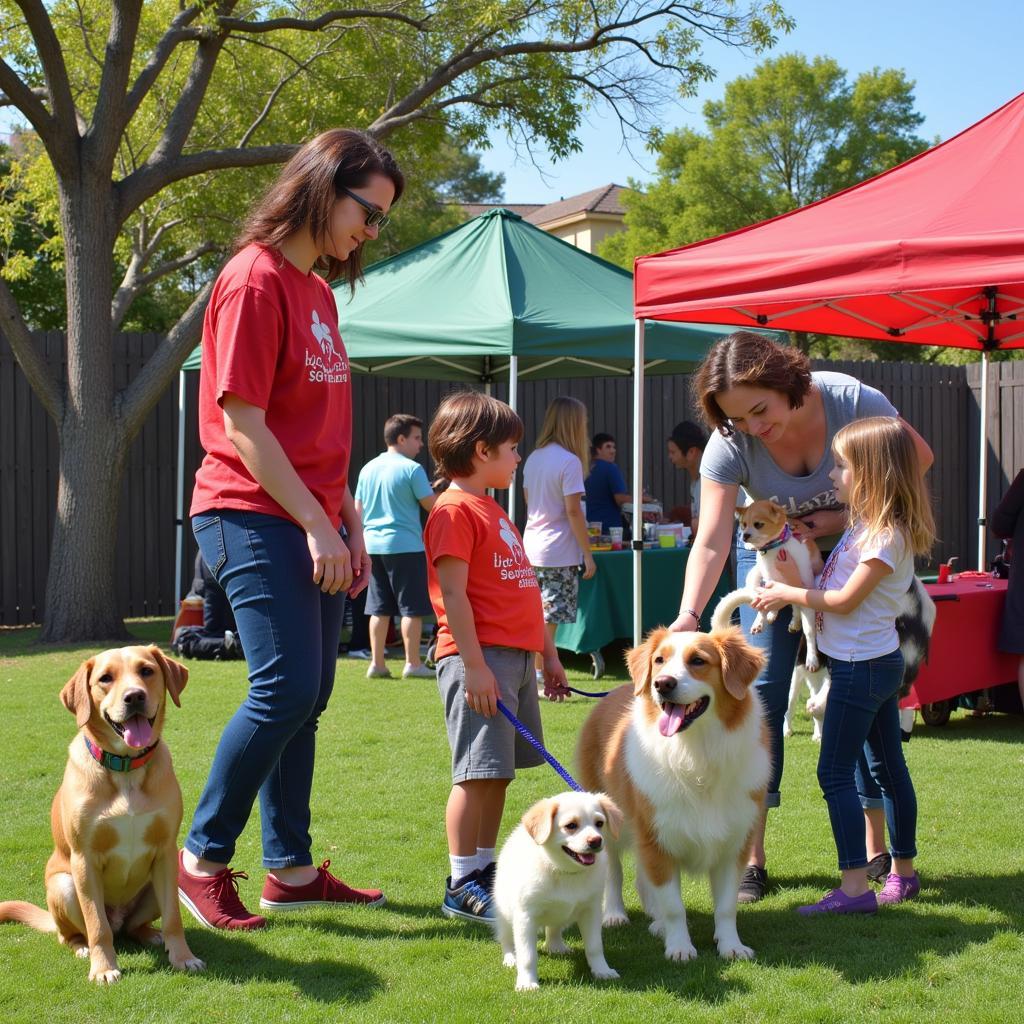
[[459, 184, 628, 228], [524, 184, 627, 225]]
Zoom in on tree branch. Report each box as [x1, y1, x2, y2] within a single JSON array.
[[111, 239, 218, 329], [0, 59, 57, 141], [87, 0, 144, 166], [236, 32, 345, 148], [216, 7, 430, 34], [118, 277, 214, 436], [116, 144, 298, 224], [15, 0, 80, 158], [0, 270, 63, 422], [143, 30, 229, 172], [122, 7, 205, 124]]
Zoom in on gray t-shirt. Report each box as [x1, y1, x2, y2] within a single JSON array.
[[700, 371, 898, 520]]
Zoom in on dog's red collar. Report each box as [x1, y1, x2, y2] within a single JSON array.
[[83, 734, 159, 772], [756, 522, 793, 553]]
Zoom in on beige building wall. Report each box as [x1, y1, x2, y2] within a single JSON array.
[[541, 216, 624, 254]]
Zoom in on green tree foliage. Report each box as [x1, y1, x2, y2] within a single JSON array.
[[0, 0, 793, 640], [598, 54, 981, 361], [602, 54, 928, 266], [603, 54, 929, 257]]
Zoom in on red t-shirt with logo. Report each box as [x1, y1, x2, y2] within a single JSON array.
[[425, 489, 545, 660], [190, 244, 352, 527]]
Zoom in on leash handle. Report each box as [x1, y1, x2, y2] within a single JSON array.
[[495, 699, 582, 792], [566, 685, 611, 698]]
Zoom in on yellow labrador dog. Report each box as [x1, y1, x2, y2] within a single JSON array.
[[0, 646, 203, 984]]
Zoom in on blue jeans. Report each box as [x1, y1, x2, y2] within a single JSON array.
[[817, 649, 918, 870], [736, 542, 801, 808], [186, 511, 346, 869]]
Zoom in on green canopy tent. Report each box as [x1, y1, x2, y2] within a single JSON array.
[[176, 210, 737, 630]]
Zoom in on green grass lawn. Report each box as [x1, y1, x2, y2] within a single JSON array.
[[1, 620, 1021, 1023]]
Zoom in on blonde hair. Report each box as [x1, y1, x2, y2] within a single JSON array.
[[534, 396, 590, 475], [832, 417, 935, 556]]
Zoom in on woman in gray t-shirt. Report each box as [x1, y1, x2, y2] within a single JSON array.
[[669, 332, 932, 903]]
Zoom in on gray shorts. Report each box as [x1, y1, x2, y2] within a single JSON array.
[[437, 646, 546, 783], [533, 565, 580, 623], [366, 551, 433, 618]]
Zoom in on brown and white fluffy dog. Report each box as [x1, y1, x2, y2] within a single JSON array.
[[577, 627, 769, 962], [715, 500, 823, 673], [493, 791, 623, 991], [0, 646, 203, 984]]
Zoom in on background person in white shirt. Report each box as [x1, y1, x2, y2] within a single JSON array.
[[522, 397, 596, 685]]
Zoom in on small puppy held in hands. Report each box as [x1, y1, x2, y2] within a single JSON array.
[[494, 791, 622, 992], [713, 500, 823, 672]]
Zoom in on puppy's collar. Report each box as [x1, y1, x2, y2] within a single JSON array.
[[83, 734, 159, 773], [757, 522, 792, 553]]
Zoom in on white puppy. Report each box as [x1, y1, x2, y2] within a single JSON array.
[[494, 791, 622, 991], [785, 636, 830, 741]]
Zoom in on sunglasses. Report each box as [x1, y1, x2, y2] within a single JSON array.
[[338, 186, 391, 230]]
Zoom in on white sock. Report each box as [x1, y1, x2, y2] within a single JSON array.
[[449, 854, 476, 886], [476, 847, 496, 872]]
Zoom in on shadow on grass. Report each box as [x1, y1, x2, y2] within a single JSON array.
[[435, 869, 1024, 999], [912, 713, 1023, 743], [150, 930, 384, 1003]]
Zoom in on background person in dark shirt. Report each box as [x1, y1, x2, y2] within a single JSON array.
[[584, 433, 633, 533]]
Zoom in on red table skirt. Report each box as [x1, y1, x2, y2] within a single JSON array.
[[900, 577, 1019, 709]]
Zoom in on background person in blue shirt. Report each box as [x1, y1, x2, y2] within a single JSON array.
[[584, 433, 636, 534], [354, 414, 437, 679]]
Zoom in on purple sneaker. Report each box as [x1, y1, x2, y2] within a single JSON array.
[[797, 888, 878, 916], [877, 872, 920, 905]]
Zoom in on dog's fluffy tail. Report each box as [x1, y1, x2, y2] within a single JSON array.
[[710, 588, 759, 631], [0, 901, 57, 932]]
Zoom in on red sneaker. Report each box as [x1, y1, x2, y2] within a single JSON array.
[[177, 850, 267, 930], [259, 860, 386, 911]]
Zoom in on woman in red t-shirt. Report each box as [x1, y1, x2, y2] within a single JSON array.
[[178, 130, 404, 930]]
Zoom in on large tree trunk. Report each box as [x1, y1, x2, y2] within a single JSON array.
[[40, 419, 131, 642], [39, 177, 130, 642]]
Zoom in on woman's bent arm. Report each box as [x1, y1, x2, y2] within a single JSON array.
[[668, 477, 739, 631]]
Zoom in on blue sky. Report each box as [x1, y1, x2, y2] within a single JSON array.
[[481, 0, 1024, 202]]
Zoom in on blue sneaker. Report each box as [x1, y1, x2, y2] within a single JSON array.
[[442, 870, 494, 922], [477, 861, 496, 895]]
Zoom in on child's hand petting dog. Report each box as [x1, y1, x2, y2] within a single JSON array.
[[753, 580, 800, 614]]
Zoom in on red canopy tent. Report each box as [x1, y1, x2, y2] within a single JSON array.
[[633, 90, 1024, 576]]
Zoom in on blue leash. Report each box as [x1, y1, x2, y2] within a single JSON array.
[[566, 685, 611, 698], [496, 699, 583, 792]]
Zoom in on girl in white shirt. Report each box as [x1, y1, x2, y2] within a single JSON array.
[[523, 397, 597, 684], [752, 417, 935, 915]]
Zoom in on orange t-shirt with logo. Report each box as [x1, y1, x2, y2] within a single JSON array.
[[425, 489, 545, 660], [190, 244, 352, 527]]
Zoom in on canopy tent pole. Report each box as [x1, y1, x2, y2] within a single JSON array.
[[508, 355, 519, 521], [977, 349, 990, 570], [173, 369, 187, 611], [632, 319, 646, 647]]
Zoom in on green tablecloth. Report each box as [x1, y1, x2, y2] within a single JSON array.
[[555, 548, 732, 654]]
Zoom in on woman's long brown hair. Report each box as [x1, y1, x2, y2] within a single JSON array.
[[235, 128, 404, 291]]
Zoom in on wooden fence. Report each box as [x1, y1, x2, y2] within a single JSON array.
[[2, 331, 1022, 626]]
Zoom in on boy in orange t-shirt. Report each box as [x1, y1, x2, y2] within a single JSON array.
[[425, 392, 569, 923]]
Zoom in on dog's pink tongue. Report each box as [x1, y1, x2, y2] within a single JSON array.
[[658, 704, 686, 738], [121, 715, 153, 750]]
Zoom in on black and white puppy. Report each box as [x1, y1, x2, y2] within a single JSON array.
[[784, 576, 936, 741]]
